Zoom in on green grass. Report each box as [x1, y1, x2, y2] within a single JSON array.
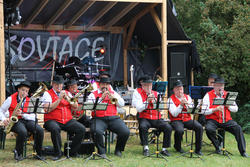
[[0, 132, 250, 167]]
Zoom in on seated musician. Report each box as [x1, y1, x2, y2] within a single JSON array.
[[0, 81, 44, 161], [168, 80, 203, 155], [202, 77, 249, 157], [132, 76, 172, 157], [87, 76, 130, 158], [65, 79, 91, 128], [92, 71, 113, 91], [42, 75, 85, 160]]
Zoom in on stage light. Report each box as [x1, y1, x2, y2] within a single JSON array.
[[99, 48, 105, 54], [95, 47, 106, 57], [4, 0, 22, 26]]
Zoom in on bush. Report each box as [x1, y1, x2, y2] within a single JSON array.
[[232, 101, 250, 133]]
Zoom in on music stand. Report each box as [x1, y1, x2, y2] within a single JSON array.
[[177, 103, 204, 161], [209, 91, 238, 159], [25, 97, 49, 164], [84, 98, 112, 165], [143, 95, 168, 162]]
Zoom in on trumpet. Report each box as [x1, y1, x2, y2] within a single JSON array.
[[65, 84, 93, 104], [31, 82, 48, 98], [102, 87, 117, 104]]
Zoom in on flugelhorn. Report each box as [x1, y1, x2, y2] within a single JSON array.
[[65, 84, 93, 104], [31, 82, 48, 98]]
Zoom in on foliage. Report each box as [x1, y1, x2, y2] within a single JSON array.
[[232, 101, 250, 133], [173, 0, 250, 105]]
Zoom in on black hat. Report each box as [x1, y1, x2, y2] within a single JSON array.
[[52, 75, 65, 84], [208, 73, 218, 79], [66, 79, 78, 87], [99, 71, 111, 78], [173, 80, 184, 88], [141, 76, 153, 83], [213, 77, 226, 84], [99, 77, 111, 84], [17, 81, 31, 88]]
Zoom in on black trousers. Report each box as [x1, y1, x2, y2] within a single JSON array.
[[44, 119, 85, 156], [205, 119, 246, 155], [171, 120, 203, 152], [11, 119, 44, 156], [90, 116, 130, 154], [139, 118, 172, 148]]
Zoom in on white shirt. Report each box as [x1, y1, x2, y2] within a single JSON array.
[[0, 96, 35, 121], [202, 93, 238, 115], [168, 94, 193, 117], [87, 88, 125, 108], [132, 89, 150, 113]]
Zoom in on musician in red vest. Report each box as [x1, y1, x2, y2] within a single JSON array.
[[92, 72, 113, 91], [202, 77, 248, 157], [0, 81, 44, 161], [88, 76, 130, 158], [132, 76, 172, 157], [42, 75, 86, 160], [168, 80, 203, 155]]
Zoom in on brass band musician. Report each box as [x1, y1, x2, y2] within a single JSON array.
[[0, 81, 44, 161], [42, 75, 86, 160]]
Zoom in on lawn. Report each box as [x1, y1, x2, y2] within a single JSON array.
[[0, 131, 250, 167]]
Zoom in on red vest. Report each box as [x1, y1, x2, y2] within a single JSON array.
[[44, 89, 73, 124], [205, 90, 232, 123], [9, 92, 30, 119], [169, 94, 191, 122], [92, 90, 117, 117], [137, 88, 161, 120]]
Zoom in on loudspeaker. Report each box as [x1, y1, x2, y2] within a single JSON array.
[[64, 141, 95, 155], [170, 52, 186, 77], [168, 77, 188, 95]]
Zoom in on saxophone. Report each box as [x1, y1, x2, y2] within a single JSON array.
[[4, 97, 24, 134]]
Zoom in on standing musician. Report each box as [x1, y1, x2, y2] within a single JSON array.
[[168, 80, 203, 155], [202, 77, 249, 157], [132, 76, 172, 157], [0, 81, 44, 161], [42, 75, 86, 160], [88, 76, 130, 158]]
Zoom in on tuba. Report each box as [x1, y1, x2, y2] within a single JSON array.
[[4, 97, 24, 134]]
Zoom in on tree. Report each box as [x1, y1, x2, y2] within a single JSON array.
[[173, 0, 250, 105]]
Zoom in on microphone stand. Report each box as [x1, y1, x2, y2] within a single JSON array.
[[143, 94, 168, 162], [26, 98, 48, 163], [84, 97, 112, 165]]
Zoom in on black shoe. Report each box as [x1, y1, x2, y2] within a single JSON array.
[[143, 149, 150, 156], [176, 148, 185, 153], [215, 149, 222, 154], [13, 150, 24, 161], [115, 150, 122, 157], [52, 152, 62, 161], [160, 150, 171, 156], [241, 152, 249, 158], [195, 150, 203, 156]]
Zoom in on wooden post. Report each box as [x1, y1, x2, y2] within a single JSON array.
[[161, 1, 167, 82], [0, 0, 5, 105]]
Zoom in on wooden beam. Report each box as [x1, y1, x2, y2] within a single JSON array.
[[161, 0, 167, 83], [65, 1, 95, 28], [11, 24, 123, 33], [86, 2, 117, 30], [150, 8, 162, 35], [123, 28, 128, 86], [89, 0, 163, 3], [45, 0, 73, 28], [105, 3, 138, 28], [0, 0, 5, 104], [16, 0, 24, 7], [124, 20, 136, 49], [124, 3, 158, 28], [167, 40, 192, 44], [23, 0, 49, 27]]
